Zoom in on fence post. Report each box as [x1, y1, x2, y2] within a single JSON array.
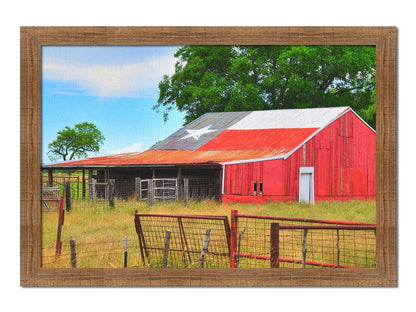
[[302, 229, 308, 268], [199, 228, 211, 268], [148, 179, 154, 207], [124, 236, 128, 268], [55, 197, 65, 258], [48, 169, 53, 187], [162, 229, 171, 268], [336, 229, 340, 268], [70, 236, 77, 268], [135, 177, 141, 200], [109, 179, 115, 209], [183, 178, 189, 207], [270, 223, 280, 268], [65, 180, 72, 212], [230, 210, 238, 268]]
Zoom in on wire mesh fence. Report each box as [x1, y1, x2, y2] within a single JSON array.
[[233, 212, 376, 268]]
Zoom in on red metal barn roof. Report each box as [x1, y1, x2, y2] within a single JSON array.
[[47, 107, 364, 168]]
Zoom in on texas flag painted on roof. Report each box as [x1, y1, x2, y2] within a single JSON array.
[[152, 106, 350, 153], [47, 107, 352, 167]]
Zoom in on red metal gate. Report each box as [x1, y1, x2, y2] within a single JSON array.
[[230, 210, 376, 268], [134, 212, 230, 268]]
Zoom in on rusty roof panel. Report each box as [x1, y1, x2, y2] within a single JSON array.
[[48, 149, 287, 167]]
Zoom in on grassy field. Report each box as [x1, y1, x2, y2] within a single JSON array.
[[41, 199, 376, 268]]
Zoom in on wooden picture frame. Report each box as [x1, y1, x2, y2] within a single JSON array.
[[21, 26, 397, 286]]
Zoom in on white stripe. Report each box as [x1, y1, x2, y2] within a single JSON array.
[[229, 107, 350, 130]]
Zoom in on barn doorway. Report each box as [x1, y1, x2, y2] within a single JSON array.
[[299, 167, 314, 204]]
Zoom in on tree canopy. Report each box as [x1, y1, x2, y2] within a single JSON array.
[[155, 45, 376, 128], [48, 122, 105, 162]]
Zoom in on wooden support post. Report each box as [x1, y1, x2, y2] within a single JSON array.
[[65, 180, 71, 212], [162, 229, 171, 268], [70, 236, 77, 268], [199, 228, 211, 268], [91, 178, 97, 202], [270, 223, 280, 268], [135, 177, 141, 200], [82, 169, 86, 199], [230, 209, 238, 268], [76, 176, 80, 199], [48, 169, 53, 187], [302, 229, 308, 268], [218, 167, 223, 201], [109, 179, 115, 209], [183, 178, 189, 207], [147, 179, 154, 207], [104, 169, 109, 199], [88, 169, 93, 198]]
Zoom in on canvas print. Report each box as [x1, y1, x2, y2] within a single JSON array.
[[41, 45, 376, 269]]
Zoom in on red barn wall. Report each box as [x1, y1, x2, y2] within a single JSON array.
[[222, 111, 376, 203]]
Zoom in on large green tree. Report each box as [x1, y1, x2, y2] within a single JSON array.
[[155, 45, 376, 128], [48, 122, 105, 162]]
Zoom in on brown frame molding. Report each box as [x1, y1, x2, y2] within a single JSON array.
[[20, 26, 397, 286]]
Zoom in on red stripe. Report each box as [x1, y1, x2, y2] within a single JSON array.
[[199, 128, 318, 151]]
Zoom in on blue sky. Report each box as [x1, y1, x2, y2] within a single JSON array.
[[41, 46, 185, 164]]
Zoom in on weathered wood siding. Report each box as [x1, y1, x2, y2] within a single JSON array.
[[223, 111, 376, 203]]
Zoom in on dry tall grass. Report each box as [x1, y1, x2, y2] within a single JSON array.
[[42, 198, 375, 268]]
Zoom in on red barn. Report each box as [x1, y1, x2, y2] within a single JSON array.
[[44, 106, 375, 204]]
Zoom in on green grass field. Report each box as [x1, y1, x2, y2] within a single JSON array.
[[42, 198, 376, 268]]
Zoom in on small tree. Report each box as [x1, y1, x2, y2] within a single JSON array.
[[48, 122, 105, 162]]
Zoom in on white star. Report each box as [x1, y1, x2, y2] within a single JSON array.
[[180, 125, 217, 141]]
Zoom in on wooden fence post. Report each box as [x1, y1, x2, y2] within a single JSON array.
[[336, 229, 340, 268], [270, 223, 280, 268], [162, 229, 171, 268], [70, 236, 77, 268], [124, 236, 128, 268], [199, 228, 211, 268], [183, 178, 189, 207], [109, 179, 115, 209], [65, 180, 71, 212], [230, 210, 238, 268], [135, 177, 141, 200], [55, 197, 65, 258], [148, 179, 154, 207], [302, 229, 308, 268]]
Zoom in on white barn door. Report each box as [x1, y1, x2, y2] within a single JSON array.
[[299, 167, 314, 204]]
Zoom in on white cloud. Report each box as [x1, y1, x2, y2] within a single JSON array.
[[42, 55, 176, 98], [105, 142, 148, 155]]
